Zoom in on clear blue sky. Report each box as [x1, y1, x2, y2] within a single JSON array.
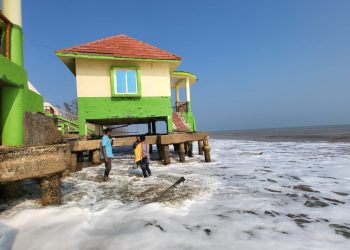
[[16, 0, 350, 131]]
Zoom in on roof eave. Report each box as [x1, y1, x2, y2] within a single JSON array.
[[55, 52, 182, 63]]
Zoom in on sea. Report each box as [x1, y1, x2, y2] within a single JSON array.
[[0, 125, 350, 250]]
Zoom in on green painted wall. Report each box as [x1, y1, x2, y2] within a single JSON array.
[[23, 88, 44, 113], [77, 96, 173, 135], [0, 55, 27, 87], [1, 87, 25, 145], [0, 23, 44, 146], [10, 25, 24, 67]]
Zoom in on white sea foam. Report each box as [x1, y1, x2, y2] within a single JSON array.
[[1, 139, 350, 250]]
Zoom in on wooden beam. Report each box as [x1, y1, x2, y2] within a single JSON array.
[[158, 132, 209, 145]]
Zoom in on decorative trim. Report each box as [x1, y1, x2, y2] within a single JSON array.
[[110, 65, 141, 97]]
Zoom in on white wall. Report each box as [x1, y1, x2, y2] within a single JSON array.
[[75, 58, 171, 97]]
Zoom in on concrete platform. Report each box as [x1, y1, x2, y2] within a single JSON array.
[[0, 144, 71, 205]]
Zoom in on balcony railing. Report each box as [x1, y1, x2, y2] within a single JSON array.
[[173, 101, 188, 113], [0, 11, 12, 59]]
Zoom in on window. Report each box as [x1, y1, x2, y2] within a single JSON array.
[[112, 67, 140, 95]]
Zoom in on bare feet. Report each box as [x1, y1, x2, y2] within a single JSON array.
[[102, 176, 109, 182]]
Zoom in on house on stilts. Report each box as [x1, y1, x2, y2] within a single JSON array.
[[56, 34, 198, 136]]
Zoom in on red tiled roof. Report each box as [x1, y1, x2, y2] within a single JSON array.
[[56, 34, 181, 61]]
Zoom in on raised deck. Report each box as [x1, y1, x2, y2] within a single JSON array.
[[70, 132, 211, 168]]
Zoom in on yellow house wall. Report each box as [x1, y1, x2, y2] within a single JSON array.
[[75, 58, 171, 97]]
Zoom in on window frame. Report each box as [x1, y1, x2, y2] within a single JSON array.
[[110, 65, 141, 97]]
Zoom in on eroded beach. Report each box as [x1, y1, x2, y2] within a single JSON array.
[[1, 138, 350, 249]]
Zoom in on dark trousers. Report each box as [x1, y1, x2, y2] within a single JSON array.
[[141, 157, 151, 177], [104, 158, 112, 177]]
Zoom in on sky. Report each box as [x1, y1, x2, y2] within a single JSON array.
[[9, 0, 350, 131]]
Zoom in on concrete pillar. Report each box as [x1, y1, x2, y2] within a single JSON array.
[[157, 144, 163, 161], [92, 150, 100, 165], [187, 142, 193, 158], [163, 145, 171, 165], [198, 140, 204, 155], [1, 88, 24, 145], [2, 0, 22, 27], [175, 85, 180, 102], [70, 153, 78, 172], [0, 0, 25, 146], [40, 174, 61, 206], [3, 0, 24, 67], [203, 139, 211, 162], [179, 143, 185, 163], [185, 77, 191, 102]]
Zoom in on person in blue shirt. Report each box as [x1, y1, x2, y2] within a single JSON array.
[[100, 128, 114, 181]]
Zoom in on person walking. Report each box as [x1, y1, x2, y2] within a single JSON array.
[[100, 128, 114, 181], [140, 135, 151, 178]]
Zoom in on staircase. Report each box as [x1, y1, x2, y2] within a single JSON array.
[[172, 112, 190, 132]]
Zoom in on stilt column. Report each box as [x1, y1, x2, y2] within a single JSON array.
[[203, 139, 211, 162], [92, 150, 100, 165], [179, 143, 186, 163], [40, 174, 61, 206], [163, 145, 171, 165], [187, 142, 193, 157], [70, 153, 78, 172], [198, 140, 203, 155]]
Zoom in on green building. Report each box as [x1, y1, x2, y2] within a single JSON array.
[[56, 35, 198, 136], [0, 0, 44, 146]]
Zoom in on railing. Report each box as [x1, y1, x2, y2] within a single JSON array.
[[173, 101, 188, 112], [0, 11, 12, 59]]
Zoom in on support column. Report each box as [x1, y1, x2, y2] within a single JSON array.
[[149, 144, 153, 155], [185, 142, 188, 154], [203, 139, 211, 163], [148, 122, 152, 135], [179, 143, 186, 163], [163, 145, 171, 165], [187, 142, 193, 158], [175, 85, 180, 102], [152, 121, 157, 135], [1, 0, 25, 146], [70, 153, 78, 172], [3, 0, 24, 67], [185, 77, 191, 102], [40, 174, 61, 206], [157, 144, 163, 161], [1, 88, 24, 145], [198, 140, 204, 155], [92, 150, 100, 165]]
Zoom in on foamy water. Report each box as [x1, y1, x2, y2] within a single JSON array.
[[1, 139, 350, 250]]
